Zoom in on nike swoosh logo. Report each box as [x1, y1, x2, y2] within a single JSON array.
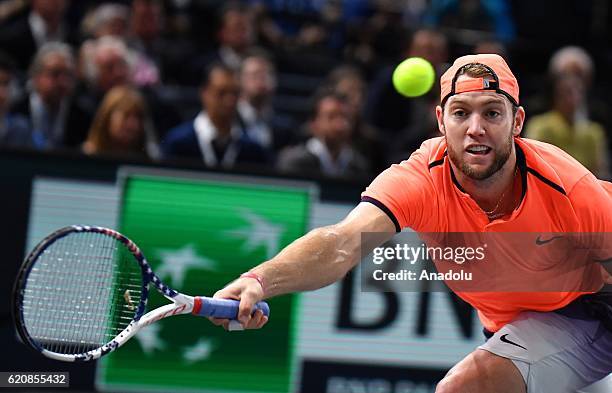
[[535, 235, 564, 246], [500, 334, 527, 350]]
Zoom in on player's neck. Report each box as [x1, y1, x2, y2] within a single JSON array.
[[454, 154, 520, 215]]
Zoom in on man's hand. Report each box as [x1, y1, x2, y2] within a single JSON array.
[[207, 202, 396, 330], [208, 277, 268, 330]]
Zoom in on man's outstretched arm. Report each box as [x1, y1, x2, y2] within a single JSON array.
[[211, 202, 396, 329]]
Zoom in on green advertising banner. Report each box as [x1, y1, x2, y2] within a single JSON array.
[[96, 172, 311, 393]]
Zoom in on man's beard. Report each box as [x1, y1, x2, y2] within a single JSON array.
[[447, 131, 514, 181]]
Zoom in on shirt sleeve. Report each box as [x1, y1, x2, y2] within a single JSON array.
[[361, 148, 438, 232]]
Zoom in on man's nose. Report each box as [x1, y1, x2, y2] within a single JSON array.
[[466, 114, 486, 137]]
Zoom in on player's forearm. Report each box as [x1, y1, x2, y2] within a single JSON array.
[[250, 225, 359, 298]]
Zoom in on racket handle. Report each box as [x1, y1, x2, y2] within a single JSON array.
[[192, 297, 270, 319]]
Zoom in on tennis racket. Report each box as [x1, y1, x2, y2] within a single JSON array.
[[12, 225, 269, 362]]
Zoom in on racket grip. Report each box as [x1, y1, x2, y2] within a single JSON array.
[[193, 297, 270, 319]]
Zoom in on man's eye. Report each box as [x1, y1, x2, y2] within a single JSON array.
[[487, 111, 500, 118], [452, 110, 466, 117]]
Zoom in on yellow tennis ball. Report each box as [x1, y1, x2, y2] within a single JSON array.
[[392, 57, 435, 98]]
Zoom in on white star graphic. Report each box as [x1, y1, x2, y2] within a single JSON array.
[[226, 208, 285, 259], [182, 338, 217, 364], [134, 323, 165, 356], [155, 244, 216, 288]]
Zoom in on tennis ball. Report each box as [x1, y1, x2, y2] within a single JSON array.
[[392, 57, 435, 98]]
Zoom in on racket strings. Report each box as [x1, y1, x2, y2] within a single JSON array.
[[21, 231, 144, 355], [25, 231, 98, 353]]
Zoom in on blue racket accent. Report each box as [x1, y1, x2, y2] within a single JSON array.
[[193, 297, 270, 319]]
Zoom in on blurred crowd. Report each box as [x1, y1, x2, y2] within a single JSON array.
[[0, 0, 611, 180]]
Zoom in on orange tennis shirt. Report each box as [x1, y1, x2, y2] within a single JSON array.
[[362, 136, 612, 331]]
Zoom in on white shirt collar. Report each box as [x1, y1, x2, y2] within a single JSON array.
[[193, 111, 242, 167], [238, 100, 256, 123], [218, 46, 242, 70], [305, 137, 354, 176], [238, 100, 272, 147], [29, 12, 64, 47]]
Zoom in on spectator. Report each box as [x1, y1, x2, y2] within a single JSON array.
[[526, 46, 610, 178], [81, 2, 162, 87], [11, 42, 91, 150], [82, 85, 159, 159], [366, 28, 448, 134], [343, 2, 409, 73], [548, 46, 610, 120], [132, 0, 197, 85], [525, 72, 610, 179], [78, 35, 180, 140], [325, 64, 384, 173], [365, 28, 448, 159], [548, 46, 611, 134], [218, 1, 256, 69], [204, 2, 255, 72], [162, 63, 269, 168], [525, 46, 597, 117], [407, 28, 450, 70], [278, 89, 370, 179], [0, 52, 32, 148], [80, 3, 129, 41], [0, 0, 73, 70], [78, 36, 132, 113], [127, 0, 165, 86], [238, 51, 294, 151], [549, 46, 594, 88], [130, 0, 163, 47]]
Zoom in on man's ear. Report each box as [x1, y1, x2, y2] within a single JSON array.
[[513, 106, 526, 137], [436, 105, 446, 136]]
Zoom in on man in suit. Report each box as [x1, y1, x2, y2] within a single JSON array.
[[10, 42, 91, 150], [0, 0, 72, 70], [184, 2, 255, 84], [277, 89, 371, 178], [238, 51, 295, 151], [162, 62, 269, 168], [0, 52, 31, 148]]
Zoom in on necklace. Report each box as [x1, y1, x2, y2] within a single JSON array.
[[484, 189, 507, 217], [484, 166, 518, 219]]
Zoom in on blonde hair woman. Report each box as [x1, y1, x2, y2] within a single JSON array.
[[83, 86, 159, 159]]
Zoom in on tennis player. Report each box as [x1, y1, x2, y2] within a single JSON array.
[[210, 54, 612, 393]]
